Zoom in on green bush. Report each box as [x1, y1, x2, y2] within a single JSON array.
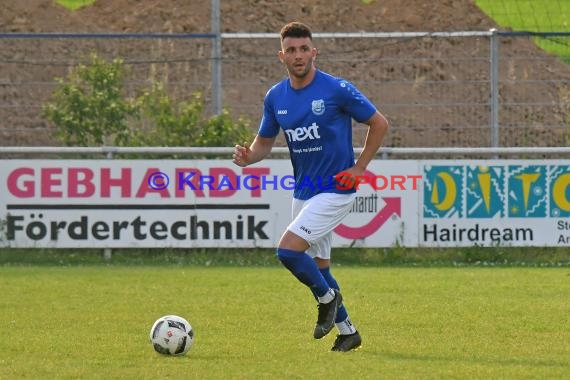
[[43, 55, 137, 146], [132, 82, 252, 148], [43, 54, 253, 149]]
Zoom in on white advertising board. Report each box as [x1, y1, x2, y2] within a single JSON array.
[[419, 160, 570, 247], [1, 159, 568, 248], [0, 160, 419, 248]]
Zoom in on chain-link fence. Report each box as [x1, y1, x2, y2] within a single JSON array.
[[0, 31, 569, 148]]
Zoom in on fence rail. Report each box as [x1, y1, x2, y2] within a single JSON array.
[[1, 146, 570, 158], [0, 30, 569, 148]]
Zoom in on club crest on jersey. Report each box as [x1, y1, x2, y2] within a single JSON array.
[[311, 99, 325, 116]]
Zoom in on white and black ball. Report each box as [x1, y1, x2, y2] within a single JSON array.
[[149, 315, 194, 356]]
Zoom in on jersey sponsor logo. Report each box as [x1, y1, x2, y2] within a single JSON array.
[[311, 99, 325, 115], [284, 122, 321, 142], [277, 109, 288, 115]]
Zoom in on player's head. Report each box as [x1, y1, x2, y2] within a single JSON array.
[[279, 22, 317, 80]]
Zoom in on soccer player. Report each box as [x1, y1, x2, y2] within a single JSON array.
[[232, 21, 389, 352]]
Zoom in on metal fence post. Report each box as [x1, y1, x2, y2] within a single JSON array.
[[103, 147, 114, 260], [490, 28, 499, 148], [211, 0, 222, 115]]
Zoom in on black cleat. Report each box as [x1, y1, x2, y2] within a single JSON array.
[[313, 290, 342, 339], [331, 331, 362, 352]]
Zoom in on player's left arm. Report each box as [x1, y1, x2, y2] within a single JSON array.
[[343, 111, 389, 180], [355, 110, 389, 171]]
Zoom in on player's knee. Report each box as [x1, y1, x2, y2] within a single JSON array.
[[276, 247, 303, 265], [276, 247, 292, 261]]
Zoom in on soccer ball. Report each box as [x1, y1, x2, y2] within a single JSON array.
[[149, 315, 194, 356]]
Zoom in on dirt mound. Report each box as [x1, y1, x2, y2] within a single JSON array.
[[2, 0, 495, 33], [1, 0, 568, 148]]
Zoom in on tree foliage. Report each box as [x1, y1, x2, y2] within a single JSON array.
[[43, 54, 253, 149], [43, 55, 136, 146]]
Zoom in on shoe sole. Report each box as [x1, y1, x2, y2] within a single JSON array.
[[332, 344, 362, 352]]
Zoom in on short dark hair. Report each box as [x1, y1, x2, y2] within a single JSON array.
[[280, 22, 312, 41]]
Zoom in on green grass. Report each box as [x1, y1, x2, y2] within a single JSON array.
[[56, 0, 96, 11], [0, 266, 568, 379], [1, 246, 568, 267], [475, 0, 569, 31], [475, 0, 570, 61]]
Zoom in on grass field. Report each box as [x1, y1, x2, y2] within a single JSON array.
[[56, 0, 96, 11], [475, 0, 570, 61], [475, 0, 569, 31], [1, 265, 568, 379]]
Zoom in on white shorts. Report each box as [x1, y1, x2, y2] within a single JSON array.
[[287, 192, 357, 259]]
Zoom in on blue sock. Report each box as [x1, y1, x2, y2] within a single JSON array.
[[319, 267, 349, 323], [276, 248, 330, 297]]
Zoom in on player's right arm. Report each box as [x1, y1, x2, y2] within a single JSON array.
[[234, 86, 279, 167], [233, 134, 276, 167]]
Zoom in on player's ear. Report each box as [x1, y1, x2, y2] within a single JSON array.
[[278, 50, 285, 63]]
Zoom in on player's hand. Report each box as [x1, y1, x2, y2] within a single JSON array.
[[232, 142, 251, 167], [335, 165, 366, 189], [335, 171, 355, 189]]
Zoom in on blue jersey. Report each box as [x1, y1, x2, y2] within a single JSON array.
[[258, 70, 377, 200]]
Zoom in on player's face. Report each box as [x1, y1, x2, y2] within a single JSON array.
[[279, 37, 317, 79]]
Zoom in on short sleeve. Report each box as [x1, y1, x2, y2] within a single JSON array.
[[258, 90, 280, 138], [337, 80, 377, 123]]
